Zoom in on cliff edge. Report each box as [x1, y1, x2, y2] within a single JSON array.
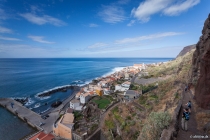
[[176, 44, 195, 58], [191, 13, 210, 109]]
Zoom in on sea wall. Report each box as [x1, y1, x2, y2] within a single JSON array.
[[37, 85, 79, 97]]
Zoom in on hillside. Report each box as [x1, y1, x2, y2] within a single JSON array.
[[101, 46, 195, 140], [176, 44, 195, 58]]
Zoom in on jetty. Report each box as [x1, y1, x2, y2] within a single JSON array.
[[0, 98, 55, 133], [0, 89, 80, 135], [37, 85, 79, 97]]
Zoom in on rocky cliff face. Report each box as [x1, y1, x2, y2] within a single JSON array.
[[191, 14, 210, 109], [176, 44, 195, 58]]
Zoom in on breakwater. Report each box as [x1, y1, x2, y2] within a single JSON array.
[[0, 98, 43, 130], [36, 85, 79, 97]]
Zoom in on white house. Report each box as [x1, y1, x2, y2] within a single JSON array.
[[121, 81, 131, 88], [103, 88, 111, 95], [124, 73, 130, 80], [80, 93, 90, 104], [70, 99, 80, 109], [115, 84, 129, 92]]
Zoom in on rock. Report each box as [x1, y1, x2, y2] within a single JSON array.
[[203, 122, 210, 132], [176, 44, 196, 58], [191, 13, 210, 109]]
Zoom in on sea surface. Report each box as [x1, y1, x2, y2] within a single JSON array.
[[0, 58, 172, 112], [0, 106, 36, 140]]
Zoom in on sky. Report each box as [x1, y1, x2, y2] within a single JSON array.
[[0, 0, 209, 58]]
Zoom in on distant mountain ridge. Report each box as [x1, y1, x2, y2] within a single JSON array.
[[176, 44, 196, 58]]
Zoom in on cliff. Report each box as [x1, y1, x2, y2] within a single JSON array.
[[191, 13, 210, 109], [176, 44, 196, 58]]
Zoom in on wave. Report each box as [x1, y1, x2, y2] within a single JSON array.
[[24, 98, 35, 106], [39, 96, 51, 100], [40, 107, 51, 114], [34, 66, 126, 97], [102, 67, 125, 77]]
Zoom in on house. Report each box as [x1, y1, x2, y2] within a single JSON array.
[[29, 132, 54, 140], [70, 99, 80, 110], [66, 108, 73, 113], [80, 93, 90, 104], [53, 112, 74, 140], [103, 88, 111, 95], [121, 81, 131, 88], [124, 90, 141, 100], [115, 84, 129, 92], [124, 73, 130, 80], [98, 80, 109, 88], [95, 88, 103, 96], [75, 92, 81, 99]]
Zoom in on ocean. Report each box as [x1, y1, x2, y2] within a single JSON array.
[[0, 58, 172, 112], [0, 106, 36, 140]]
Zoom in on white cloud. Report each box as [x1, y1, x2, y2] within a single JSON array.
[[88, 43, 107, 49], [0, 26, 13, 33], [28, 35, 55, 44], [20, 13, 66, 26], [98, 5, 126, 23], [131, 0, 200, 22], [115, 32, 184, 44], [131, 0, 172, 22], [163, 0, 200, 16], [89, 23, 99, 27], [0, 36, 21, 41], [127, 20, 136, 26]]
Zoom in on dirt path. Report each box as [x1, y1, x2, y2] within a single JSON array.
[[177, 90, 204, 140], [86, 101, 120, 140]]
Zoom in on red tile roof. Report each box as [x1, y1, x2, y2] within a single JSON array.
[[29, 132, 54, 140]]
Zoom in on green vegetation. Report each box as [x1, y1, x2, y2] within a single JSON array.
[[141, 84, 157, 94], [105, 120, 114, 129], [129, 84, 139, 90], [139, 95, 147, 105], [140, 111, 171, 140], [174, 92, 179, 99], [93, 98, 111, 109], [73, 111, 83, 121], [112, 106, 119, 113]]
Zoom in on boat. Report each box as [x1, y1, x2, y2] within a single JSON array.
[[34, 103, 41, 108]]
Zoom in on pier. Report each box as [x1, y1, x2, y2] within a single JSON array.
[[0, 89, 79, 136]]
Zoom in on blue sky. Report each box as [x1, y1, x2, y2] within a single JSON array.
[[0, 0, 209, 58]]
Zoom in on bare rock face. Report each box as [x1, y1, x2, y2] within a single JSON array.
[[191, 14, 210, 109]]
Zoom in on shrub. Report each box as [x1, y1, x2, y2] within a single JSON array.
[[105, 120, 114, 129], [126, 116, 131, 120], [140, 111, 171, 140]]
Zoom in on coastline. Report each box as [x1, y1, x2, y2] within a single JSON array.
[[10, 59, 172, 113]]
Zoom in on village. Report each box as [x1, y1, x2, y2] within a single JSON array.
[[50, 63, 149, 140], [0, 62, 166, 140]]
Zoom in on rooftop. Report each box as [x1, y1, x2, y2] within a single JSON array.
[[61, 113, 74, 125], [29, 132, 54, 140], [70, 99, 80, 103], [123, 81, 131, 85]]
